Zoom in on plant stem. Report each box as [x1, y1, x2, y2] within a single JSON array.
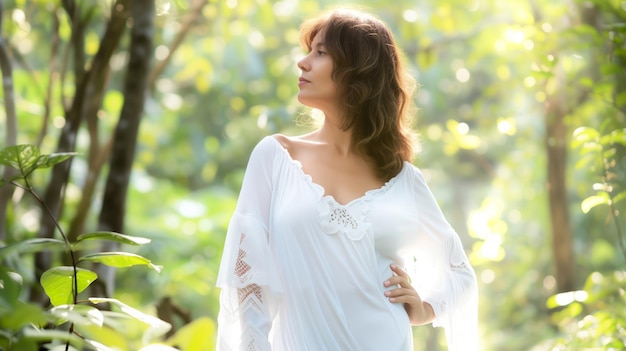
[[20, 179, 80, 295], [17, 178, 80, 351]]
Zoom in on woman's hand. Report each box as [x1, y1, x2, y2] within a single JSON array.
[[383, 264, 435, 326]]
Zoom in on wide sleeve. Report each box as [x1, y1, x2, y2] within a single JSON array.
[[407, 166, 479, 351], [216, 137, 282, 351]]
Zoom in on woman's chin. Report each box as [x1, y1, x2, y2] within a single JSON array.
[[296, 95, 314, 107]]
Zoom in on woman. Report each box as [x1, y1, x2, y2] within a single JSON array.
[[216, 8, 478, 351]]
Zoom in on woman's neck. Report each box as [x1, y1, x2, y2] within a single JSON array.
[[313, 116, 353, 157]]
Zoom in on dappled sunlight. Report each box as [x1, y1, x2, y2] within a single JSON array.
[[467, 198, 507, 263], [497, 118, 516, 135], [480, 268, 495, 284], [504, 27, 526, 44]]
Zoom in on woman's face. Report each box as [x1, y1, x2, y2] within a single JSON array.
[[296, 30, 339, 112]]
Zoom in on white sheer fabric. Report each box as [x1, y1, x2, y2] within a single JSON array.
[[216, 136, 478, 351]]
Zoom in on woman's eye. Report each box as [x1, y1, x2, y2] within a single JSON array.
[[317, 50, 326, 56]]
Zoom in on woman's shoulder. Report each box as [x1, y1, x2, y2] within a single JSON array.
[[271, 133, 291, 150], [401, 161, 428, 185], [270, 132, 319, 156], [272, 132, 317, 147], [250, 133, 312, 162]]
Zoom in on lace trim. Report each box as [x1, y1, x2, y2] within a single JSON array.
[[451, 261, 467, 272], [238, 283, 262, 305], [234, 233, 264, 305], [235, 250, 251, 279], [450, 235, 469, 272], [242, 333, 263, 351], [233, 333, 263, 351], [274, 136, 404, 192]]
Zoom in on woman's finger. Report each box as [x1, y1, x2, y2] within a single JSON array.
[[384, 276, 407, 287], [390, 264, 408, 277], [385, 287, 416, 298], [385, 264, 412, 288]]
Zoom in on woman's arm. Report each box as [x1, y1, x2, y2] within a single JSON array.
[[216, 137, 280, 351], [408, 166, 479, 351]]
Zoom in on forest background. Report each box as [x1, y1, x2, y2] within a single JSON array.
[[0, 0, 625, 350]]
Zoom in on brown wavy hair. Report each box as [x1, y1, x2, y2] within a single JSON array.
[[300, 9, 418, 180]]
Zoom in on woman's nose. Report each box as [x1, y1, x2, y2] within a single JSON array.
[[297, 56, 310, 71]]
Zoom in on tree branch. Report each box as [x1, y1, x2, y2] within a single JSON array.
[[148, 0, 208, 91]]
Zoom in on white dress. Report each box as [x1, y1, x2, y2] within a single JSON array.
[[216, 136, 478, 351]]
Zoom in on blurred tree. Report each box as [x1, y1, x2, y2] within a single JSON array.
[[29, 0, 135, 304], [0, 0, 18, 241], [94, 0, 155, 298]]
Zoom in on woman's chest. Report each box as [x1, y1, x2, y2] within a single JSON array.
[[270, 176, 420, 257]]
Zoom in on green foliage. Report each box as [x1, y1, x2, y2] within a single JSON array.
[[543, 2, 626, 344], [542, 271, 626, 350], [573, 126, 626, 218], [0, 145, 173, 350], [162, 317, 217, 351], [0, 238, 66, 258], [40, 267, 98, 306], [0, 145, 75, 186]]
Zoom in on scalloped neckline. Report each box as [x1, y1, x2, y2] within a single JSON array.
[[270, 136, 405, 207]]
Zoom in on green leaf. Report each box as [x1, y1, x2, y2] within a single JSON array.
[[34, 152, 76, 169], [602, 147, 617, 159], [22, 327, 85, 348], [1, 331, 37, 351], [0, 301, 48, 331], [579, 142, 603, 155], [89, 297, 171, 341], [84, 339, 119, 351], [79, 252, 162, 272], [0, 268, 22, 309], [546, 290, 588, 308], [0, 173, 25, 186], [613, 191, 626, 205], [40, 267, 98, 306], [574, 153, 599, 170], [0, 145, 75, 176], [0, 145, 40, 170], [0, 238, 67, 260], [73, 319, 129, 350], [50, 304, 105, 327], [571, 127, 600, 149], [600, 128, 626, 147], [581, 194, 609, 213], [562, 301, 583, 318], [164, 316, 216, 351], [75, 231, 151, 246]]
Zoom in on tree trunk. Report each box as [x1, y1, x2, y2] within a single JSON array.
[[542, 1, 603, 294], [545, 97, 576, 292], [94, 0, 155, 298], [0, 2, 18, 242], [31, 0, 131, 304]]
